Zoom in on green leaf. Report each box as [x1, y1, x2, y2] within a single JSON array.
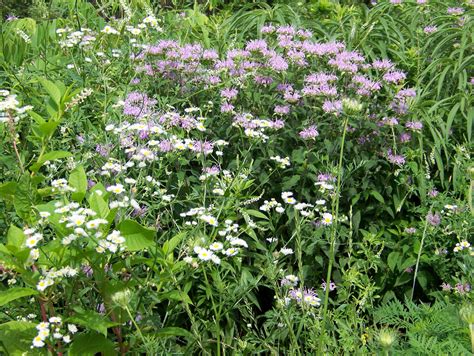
[[39, 78, 61, 106], [244, 209, 268, 220], [68, 308, 119, 336], [387, 251, 399, 272], [160, 290, 193, 305], [0, 321, 39, 355], [6, 225, 25, 249], [30, 150, 71, 172], [89, 192, 109, 218], [154, 327, 194, 340], [118, 220, 155, 251], [13, 173, 33, 221], [0, 181, 17, 202], [68, 332, 116, 356], [0, 288, 38, 307], [370, 190, 385, 204], [162, 232, 186, 256], [69, 165, 87, 202]]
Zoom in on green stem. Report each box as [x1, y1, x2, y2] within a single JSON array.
[[320, 116, 349, 349], [411, 206, 431, 300], [125, 306, 148, 353], [203, 269, 221, 356]]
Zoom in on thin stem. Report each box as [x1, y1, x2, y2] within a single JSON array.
[[411, 206, 431, 300], [320, 115, 349, 348], [125, 306, 148, 353], [203, 268, 221, 356]]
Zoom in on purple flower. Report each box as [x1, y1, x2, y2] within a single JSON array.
[[82, 265, 93, 277], [441, 283, 452, 291], [274, 105, 290, 115], [405, 227, 417, 234], [220, 88, 238, 100], [299, 125, 319, 140], [220, 102, 235, 113], [321, 280, 336, 291], [387, 149, 405, 165], [399, 132, 411, 143], [423, 26, 438, 34], [447, 7, 464, 16], [405, 121, 423, 131], [383, 71, 406, 84], [427, 212, 441, 226], [268, 55, 288, 71], [428, 189, 439, 198]]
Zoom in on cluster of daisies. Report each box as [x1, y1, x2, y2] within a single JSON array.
[[185, 220, 249, 266], [31, 317, 77, 349]]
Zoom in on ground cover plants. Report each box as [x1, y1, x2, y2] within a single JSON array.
[[0, 0, 473, 354]]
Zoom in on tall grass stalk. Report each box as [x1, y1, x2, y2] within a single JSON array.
[[320, 115, 349, 349]]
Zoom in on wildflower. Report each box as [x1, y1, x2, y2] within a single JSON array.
[[321, 213, 333, 226], [321, 280, 337, 291], [224, 248, 239, 256], [280, 248, 294, 255], [107, 184, 124, 194], [281, 275, 299, 286], [101, 25, 119, 35], [200, 214, 218, 227], [423, 26, 437, 34], [209, 242, 223, 251], [197, 248, 213, 261], [32, 336, 45, 348], [426, 212, 441, 226], [299, 126, 319, 140]]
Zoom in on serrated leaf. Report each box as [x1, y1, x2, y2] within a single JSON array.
[[0, 288, 38, 307], [118, 220, 155, 251]]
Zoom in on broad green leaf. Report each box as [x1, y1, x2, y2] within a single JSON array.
[[30, 150, 71, 172], [0, 181, 17, 201], [160, 290, 193, 305], [0, 321, 39, 355], [68, 332, 116, 356], [69, 165, 87, 202], [39, 78, 61, 106], [89, 192, 109, 218], [0, 288, 38, 307], [387, 251, 399, 272], [6, 225, 25, 249], [162, 232, 186, 256], [244, 209, 268, 220], [118, 220, 155, 251], [370, 190, 385, 204], [68, 308, 119, 336]]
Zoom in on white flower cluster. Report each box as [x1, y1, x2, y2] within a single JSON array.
[[51, 179, 76, 193], [281, 192, 315, 217], [190, 220, 248, 265], [37, 267, 78, 292], [56, 27, 97, 48], [260, 198, 285, 213], [0, 90, 32, 123], [454, 240, 471, 253], [100, 159, 134, 176], [270, 155, 291, 168], [232, 113, 282, 142], [31, 318, 77, 348], [96, 230, 126, 254]]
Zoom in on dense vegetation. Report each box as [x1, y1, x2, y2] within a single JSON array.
[[0, 0, 472, 354]]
